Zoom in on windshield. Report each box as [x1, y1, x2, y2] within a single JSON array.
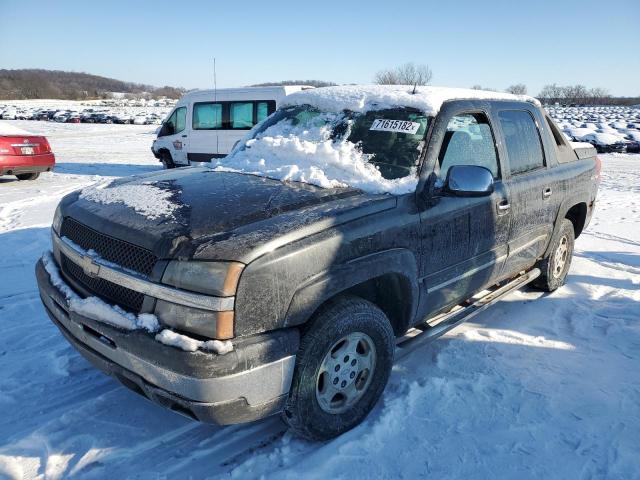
[[244, 106, 429, 180], [217, 105, 430, 195]]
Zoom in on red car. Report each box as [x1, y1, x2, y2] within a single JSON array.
[[0, 126, 55, 180]]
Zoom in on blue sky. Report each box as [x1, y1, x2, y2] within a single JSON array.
[[1, 0, 638, 96]]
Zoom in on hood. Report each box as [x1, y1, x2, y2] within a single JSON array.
[[62, 168, 395, 262]]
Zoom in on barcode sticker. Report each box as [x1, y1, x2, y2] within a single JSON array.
[[369, 119, 421, 134]]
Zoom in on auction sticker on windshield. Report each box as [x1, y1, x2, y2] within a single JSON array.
[[369, 119, 421, 134]]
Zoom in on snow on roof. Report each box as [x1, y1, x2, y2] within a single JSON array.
[[0, 123, 33, 136], [281, 84, 540, 115]]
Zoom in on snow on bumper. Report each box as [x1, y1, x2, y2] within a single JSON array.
[[35, 257, 299, 425]]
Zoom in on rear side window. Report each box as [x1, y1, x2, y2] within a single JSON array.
[[230, 102, 254, 129], [498, 110, 545, 175], [193, 102, 222, 130], [437, 113, 500, 179]]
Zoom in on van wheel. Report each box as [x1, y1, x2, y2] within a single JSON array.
[[283, 295, 395, 441], [16, 172, 40, 181], [531, 219, 575, 292], [160, 152, 175, 169]]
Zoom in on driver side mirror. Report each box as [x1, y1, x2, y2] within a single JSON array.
[[444, 165, 494, 197]]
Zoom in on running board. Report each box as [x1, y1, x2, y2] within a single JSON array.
[[395, 268, 541, 359]]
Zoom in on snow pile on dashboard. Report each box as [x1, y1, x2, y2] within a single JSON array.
[[42, 252, 160, 332], [281, 84, 539, 115], [214, 113, 418, 195], [155, 329, 233, 355], [79, 181, 179, 219]]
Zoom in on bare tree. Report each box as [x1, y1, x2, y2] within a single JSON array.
[[374, 63, 433, 86], [506, 84, 527, 95], [471, 85, 496, 91]]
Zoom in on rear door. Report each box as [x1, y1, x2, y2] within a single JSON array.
[[496, 108, 557, 275], [419, 108, 510, 316]]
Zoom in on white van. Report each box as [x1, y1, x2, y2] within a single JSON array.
[[151, 86, 312, 168]]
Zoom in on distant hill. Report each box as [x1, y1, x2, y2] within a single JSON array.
[[0, 69, 185, 100]]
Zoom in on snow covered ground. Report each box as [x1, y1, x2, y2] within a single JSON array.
[[0, 121, 639, 479]]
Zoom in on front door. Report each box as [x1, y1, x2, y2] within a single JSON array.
[[161, 106, 188, 165], [419, 110, 510, 317]]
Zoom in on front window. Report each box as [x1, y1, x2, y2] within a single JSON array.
[[222, 105, 429, 192]]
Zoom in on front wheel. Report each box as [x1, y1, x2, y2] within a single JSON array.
[[160, 152, 175, 169], [532, 218, 575, 292], [283, 296, 395, 441]]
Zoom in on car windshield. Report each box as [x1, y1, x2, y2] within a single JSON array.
[[242, 105, 430, 181]]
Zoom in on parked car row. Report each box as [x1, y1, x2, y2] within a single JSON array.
[[0, 105, 169, 125], [547, 105, 640, 153]]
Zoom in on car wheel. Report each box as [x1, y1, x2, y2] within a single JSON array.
[[531, 218, 575, 292], [283, 295, 395, 441], [16, 172, 40, 181], [160, 152, 175, 169]]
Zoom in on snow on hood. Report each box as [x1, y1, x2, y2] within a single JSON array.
[[0, 123, 33, 136], [79, 180, 180, 219], [281, 84, 539, 115]]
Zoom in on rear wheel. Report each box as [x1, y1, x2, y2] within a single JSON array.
[[16, 172, 40, 181], [160, 151, 175, 169], [283, 296, 395, 441], [532, 218, 575, 292]]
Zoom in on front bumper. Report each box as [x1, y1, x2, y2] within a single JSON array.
[[36, 258, 299, 425], [0, 153, 55, 176]]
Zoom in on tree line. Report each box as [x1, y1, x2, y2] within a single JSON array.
[[0, 69, 185, 100]]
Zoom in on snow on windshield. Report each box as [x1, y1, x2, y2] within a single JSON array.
[[214, 107, 427, 195]]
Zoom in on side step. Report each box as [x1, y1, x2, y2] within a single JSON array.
[[395, 268, 541, 359]]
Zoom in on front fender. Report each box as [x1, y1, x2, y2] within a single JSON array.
[[283, 248, 419, 331]]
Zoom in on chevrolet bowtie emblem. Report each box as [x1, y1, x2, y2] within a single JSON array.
[[79, 255, 100, 277]]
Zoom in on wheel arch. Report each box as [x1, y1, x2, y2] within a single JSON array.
[[283, 249, 419, 337]]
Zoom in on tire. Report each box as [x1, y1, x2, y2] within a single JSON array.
[[160, 152, 175, 169], [283, 295, 395, 441], [16, 172, 40, 181], [531, 219, 575, 292]]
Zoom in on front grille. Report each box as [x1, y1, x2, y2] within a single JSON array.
[[59, 218, 157, 313], [60, 218, 156, 276], [61, 254, 145, 312]]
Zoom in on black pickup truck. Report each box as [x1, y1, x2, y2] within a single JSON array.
[[36, 86, 600, 440]]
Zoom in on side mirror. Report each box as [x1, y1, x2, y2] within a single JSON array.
[[445, 165, 494, 197]]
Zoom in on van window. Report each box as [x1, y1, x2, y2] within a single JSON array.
[[257, 102, 270, 123], [231, 102, 254, 129], [193, 103, 222, 130], [437, 113, 499, 179], [498, 110, 545, 175], [175, 107, 186, 133]]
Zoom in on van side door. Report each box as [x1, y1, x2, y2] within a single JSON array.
[[496, 108, 558, 275], [417, 107, 510, 318]]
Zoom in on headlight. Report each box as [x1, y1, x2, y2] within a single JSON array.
[[162, 261, 244, 297], [52, 204, 63, 234]]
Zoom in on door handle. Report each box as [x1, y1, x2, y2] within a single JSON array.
[[181, 134, 187, 138], [497, 200, 511, 214], [543, 187, 552, 199]]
